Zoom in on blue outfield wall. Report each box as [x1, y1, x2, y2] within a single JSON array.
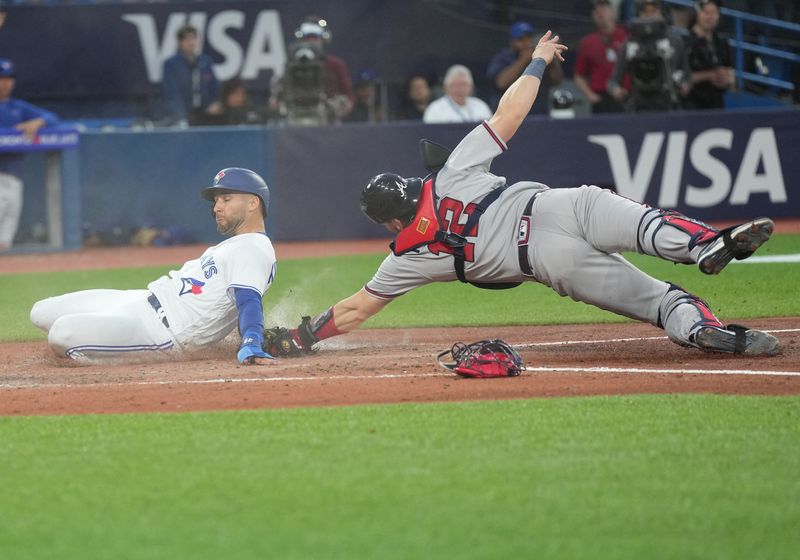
[[16, 107, 798, 247]]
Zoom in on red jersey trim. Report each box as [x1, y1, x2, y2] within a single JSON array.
[[482, 121, 506, 151], [363, 285, 404, 301]]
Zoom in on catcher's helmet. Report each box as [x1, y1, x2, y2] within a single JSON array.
[[360, 173, 422, 224], [200, 167, 270, 217]]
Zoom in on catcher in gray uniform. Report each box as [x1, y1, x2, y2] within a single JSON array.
[[265, 30, 778, 358]]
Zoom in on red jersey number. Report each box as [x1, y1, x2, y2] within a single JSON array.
[[428, 197, 478, 261]]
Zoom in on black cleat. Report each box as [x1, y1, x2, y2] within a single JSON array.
[[697, 217, 774, 275], [693, 324, 780, 356]]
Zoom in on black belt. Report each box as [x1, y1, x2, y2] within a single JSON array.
[[147, 293, 170, 329], [517, 193, 538, 278]]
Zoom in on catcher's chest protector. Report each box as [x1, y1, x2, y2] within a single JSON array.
[[391, 178, 446, 256]]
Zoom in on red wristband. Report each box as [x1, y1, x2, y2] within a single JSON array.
[[313, 307, 345, 341]]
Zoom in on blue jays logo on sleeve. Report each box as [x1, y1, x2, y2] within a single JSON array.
[[179, 277, 206, 296]]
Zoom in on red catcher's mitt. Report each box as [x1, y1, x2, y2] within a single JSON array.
[[437, 339, 524, 378]]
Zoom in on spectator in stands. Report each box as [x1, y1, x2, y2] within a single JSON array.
[[197, 78, 263, 126], [423, 65, 492, 124], [161, 25, 220, 126], [345, 70, 383, 123], [0, 58, 60, 252], [395, 74, 432, 121], [574, 0, 629, 113], [607, 0, 691, 112], [486, 21, 564, 113], [685, 0, 734, 109]]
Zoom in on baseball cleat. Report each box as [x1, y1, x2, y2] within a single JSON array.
[[693, 325, 780, 356], [697, 217, 774, 275]]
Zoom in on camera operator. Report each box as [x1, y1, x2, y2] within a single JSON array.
[[607, 0, 691, 112], [270, 17, 354, 125]]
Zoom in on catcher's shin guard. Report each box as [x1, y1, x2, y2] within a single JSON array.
[[637, 209, 718, 263], [659, 284, 724, 347], [696, 217, 774, 275]]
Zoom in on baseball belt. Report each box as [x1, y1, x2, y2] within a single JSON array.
[[147, 293, 170, 329], [517, 192, 539, 278]]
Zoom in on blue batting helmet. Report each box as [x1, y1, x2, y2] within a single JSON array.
[[201, 167, 270, 217]]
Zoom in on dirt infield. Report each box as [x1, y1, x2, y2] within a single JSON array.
[[0, 319, 798, 416], [1, 232, 799, 416]]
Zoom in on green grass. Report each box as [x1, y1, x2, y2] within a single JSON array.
[[4, 234, 799, 341], [0, 395, 798, 560], [2, 236, 799, 559]]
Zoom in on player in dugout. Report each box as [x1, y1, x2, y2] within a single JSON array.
[[265, 30, 779, 359]]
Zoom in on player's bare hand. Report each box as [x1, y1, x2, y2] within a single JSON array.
[[532, 30, 568, 65], [237, 343, 275, 365], [243, 356, 277, 366], [15, 118, 45, 140]]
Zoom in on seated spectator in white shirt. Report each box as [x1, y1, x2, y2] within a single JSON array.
[[423, 65, 493, 124]]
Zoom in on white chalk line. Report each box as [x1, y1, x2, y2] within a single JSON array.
[[2, 329, 798, 390], [0, 371, 452, 390], [2, 363, 798, 391], [514, 328, 800, 348], [524, 366, 800, 376], [730, 253, 800, 264]]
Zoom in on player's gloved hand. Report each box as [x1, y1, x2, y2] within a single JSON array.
[[263, 324, 312, 357], [237, 342, 274, 365]]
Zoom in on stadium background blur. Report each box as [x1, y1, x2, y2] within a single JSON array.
[[0, 0, 797, 249]]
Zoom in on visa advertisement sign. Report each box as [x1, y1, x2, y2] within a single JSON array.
[[0, 0, 521, 101], [0, 2, 315, 98], [121, 9, 287, 84], [588, 126, 786, 209], [492, 108, 798, 221]]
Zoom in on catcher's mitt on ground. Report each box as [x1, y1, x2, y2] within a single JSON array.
[[437, 339, 524, 378]]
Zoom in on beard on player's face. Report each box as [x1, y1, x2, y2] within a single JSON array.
[[216, 213, 245, 235], [213, 198, 248, 235]]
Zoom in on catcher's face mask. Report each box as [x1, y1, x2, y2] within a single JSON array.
[[437, 339, 524, 378]]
